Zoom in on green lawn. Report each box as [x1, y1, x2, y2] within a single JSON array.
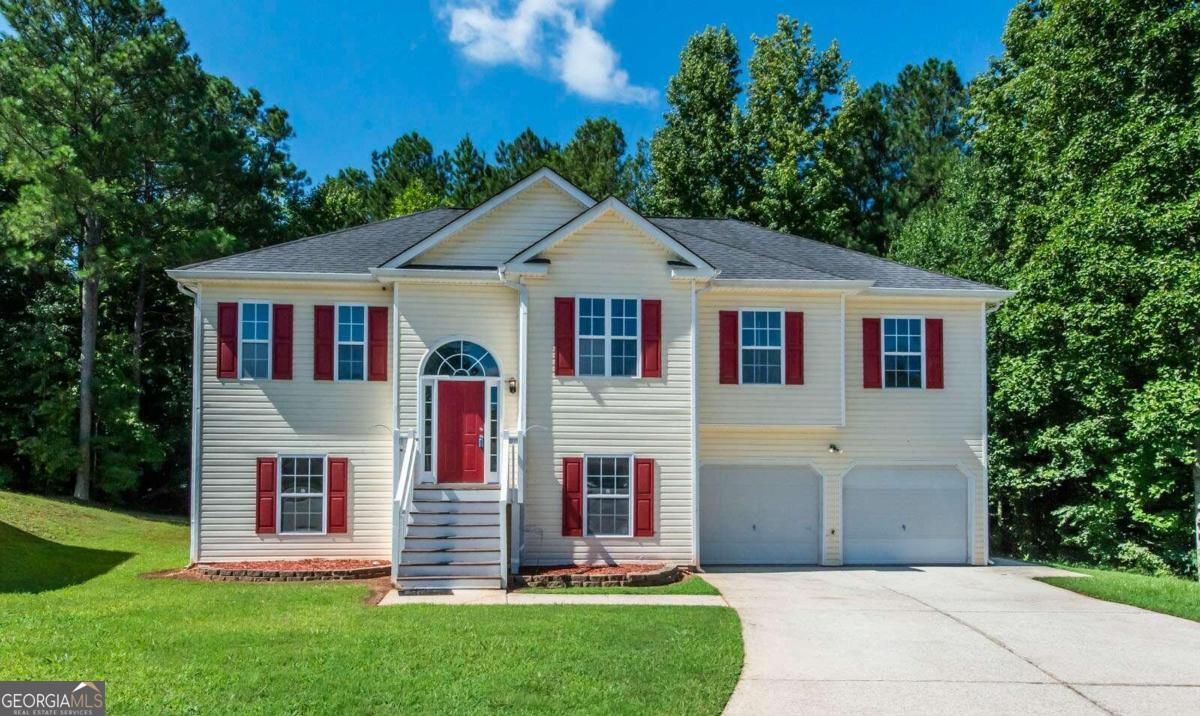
[[0, 491, 743, 714], [1037, 564, 1200, 623], [518, 575, 721, 596]]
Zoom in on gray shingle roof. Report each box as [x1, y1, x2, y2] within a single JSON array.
[[176, 208, 468, 274], [173, 205, 998, 292], [650, 217, 995, 290]]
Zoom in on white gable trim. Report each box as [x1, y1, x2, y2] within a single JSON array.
[[503, 197, 717, 277], [381, 167, 594, 269]]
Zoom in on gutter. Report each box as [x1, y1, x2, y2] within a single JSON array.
[[176, 282, 203, 564], [371, 267, 502, 283], [166, 269, 375, 283]]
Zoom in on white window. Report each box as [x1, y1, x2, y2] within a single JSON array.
[[584, 455, 632, 537], [883, 317, 924, 388], [740, 310, 782, 384], [488, 385, 499, 474], [578, 297, 640, 378], [336, 304, 366, 381], [279, 456, 325, 534], [239, 302, 271, 379]]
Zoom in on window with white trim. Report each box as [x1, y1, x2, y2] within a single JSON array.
[[336, 304, 366, 381], [488, 385, 499, 473], [740, 310, 782, 384], [883, 317, 924, 388], [584, 455, 632, 537], [279, 456, 325, 534], [578, 297, 639, 377], [239, 302, 271, 379]]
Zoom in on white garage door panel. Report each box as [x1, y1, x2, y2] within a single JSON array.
[[700, 466, 821, 565], [844, 466, 968, 565]]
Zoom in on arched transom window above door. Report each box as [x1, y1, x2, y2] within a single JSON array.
[[422, 340, 500, 377]]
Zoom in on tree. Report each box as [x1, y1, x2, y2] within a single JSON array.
[[0, 0, 197, 500], [367, 132, 447, 220], [647, 26, 747, 218], [447, 135, 490, 208], [0, 0, 301, 503], [490, 128, 560, 191], [560, 117, 627, 199], [892, 0, 1200, 575], [743, 16, 848, 238], [293, 168, 372, 234]]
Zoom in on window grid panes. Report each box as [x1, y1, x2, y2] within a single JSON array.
[[585, 456, 631, 537], [336, 305, 365, 381], [240, 303, 270, 379], [740, 310, 782, 384], [423, 383, 433, 472], [883, 317, 924, 388], [577, 298, 639, 377], [488, 386, 498, 474], [422, 340, 500, 377], [280, 456, 324, 534]]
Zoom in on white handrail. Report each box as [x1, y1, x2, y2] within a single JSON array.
[[391, 428, 419, 584]]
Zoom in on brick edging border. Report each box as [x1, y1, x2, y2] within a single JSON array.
[[194, 564, 390, 582], [512, 563, 684, 589]]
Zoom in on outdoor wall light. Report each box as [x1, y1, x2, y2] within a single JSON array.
[[828, 444, 841, 454], [507, 377, 518, 395]]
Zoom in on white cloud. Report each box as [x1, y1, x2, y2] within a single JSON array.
[[441, 0, 656, 105]]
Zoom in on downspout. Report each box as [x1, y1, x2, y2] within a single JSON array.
[[982, 301, 1001, 565], [691, 278, 714, 567], [498, 269, 528, 572], [177, 282, 202, 565]]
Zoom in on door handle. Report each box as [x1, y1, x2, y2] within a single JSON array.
[[478, 436, 484, 449]]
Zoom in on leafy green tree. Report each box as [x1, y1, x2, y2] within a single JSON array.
[[647, 26, 747, 217], [292, 168, 372, 234], [743, 16, 848, 238], [367, 132, 448, 219], [892, 0, 1200, 575], [389, 179, 448, 217]]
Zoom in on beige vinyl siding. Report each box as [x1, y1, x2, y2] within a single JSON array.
[[416, 181, 585, 267], [197, 282, 394, 562], [394, 282, 519, 457], [522, 211, 694, 565], [698, 289, 842, 426], [699, 297, 987, 565]]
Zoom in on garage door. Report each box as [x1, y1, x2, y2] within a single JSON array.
[[843, 466, 968, 565], [699, 465, 821, 565]]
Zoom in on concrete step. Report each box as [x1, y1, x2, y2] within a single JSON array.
[[395, 561, 501, 577], [409, 500, 499, 515], [407, 512, 498, 527], [395, 575, 502, 590], [403, 535, 500, 549], [412, 487, 500, 503], [406, 523, 499, 538]]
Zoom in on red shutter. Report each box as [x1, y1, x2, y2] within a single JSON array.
[[313, 305, 334, 380], [367, 306, 388, 381], [925, 318, 944, 389], [327, 457, 349, 533], [217, 302, 238, 379], [785, 311, 804, 385], [255, 457, 276, 534], [634, 457, 655, 537], [863, 317, 882, 389], [719, 310, 739, 384], [554, 297, 575, 377], [641, 299, 662, 378], [271, 304, 293, 380], [562, 456, 583, 536]]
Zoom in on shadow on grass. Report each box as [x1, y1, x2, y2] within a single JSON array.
[[0, 521, 133, 594]]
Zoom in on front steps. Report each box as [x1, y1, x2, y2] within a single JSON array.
[[395, 484, 503, 590]]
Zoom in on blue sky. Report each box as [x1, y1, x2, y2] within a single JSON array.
[[16, 1, 1016, 183]]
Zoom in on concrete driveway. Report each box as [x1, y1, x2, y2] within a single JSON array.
[[703, 563, 1200, 715]]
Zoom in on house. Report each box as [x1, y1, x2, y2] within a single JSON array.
[[167, 168, 1013, 589]]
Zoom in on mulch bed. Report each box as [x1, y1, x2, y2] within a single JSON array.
[[177, 558, 392, 583], [211, 559, 388, 571], [521, 563, 666, 577]]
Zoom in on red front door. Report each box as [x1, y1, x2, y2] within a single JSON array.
[[436, 380, 485, 483]]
